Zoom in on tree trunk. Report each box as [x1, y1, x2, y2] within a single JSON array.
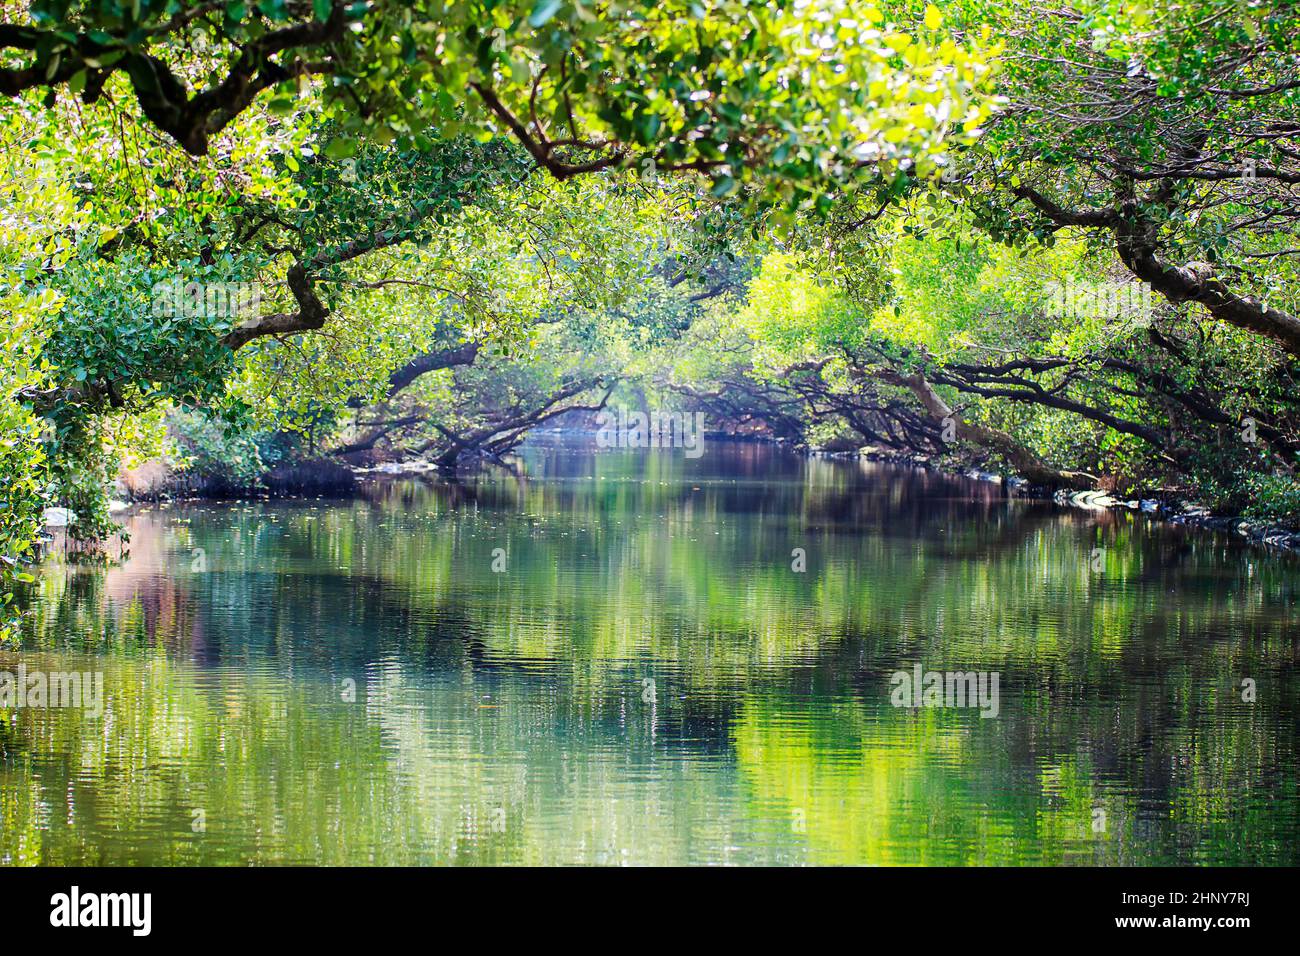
[[877, 368, 1092, 489]]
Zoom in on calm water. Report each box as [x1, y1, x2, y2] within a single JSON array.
[[4, 442, 1299, 865]]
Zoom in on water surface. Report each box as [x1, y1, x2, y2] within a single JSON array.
[[4, 442, 1299, 865]]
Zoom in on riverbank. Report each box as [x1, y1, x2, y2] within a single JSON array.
[[115, 457, 358, 502], [92, 439, 1300, 556], [810, 442, 1300, 554]]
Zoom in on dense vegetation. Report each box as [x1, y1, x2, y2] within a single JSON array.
[[3, 0, 1299, 629]]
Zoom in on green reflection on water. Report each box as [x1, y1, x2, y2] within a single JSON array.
[[3, 442, 1298, 865]]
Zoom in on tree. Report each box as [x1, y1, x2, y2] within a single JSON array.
[[0, 0, 997, 562], [970, 0, 1300, 356], [0, 0, 994, 206], [655, 201, 1300, 504]]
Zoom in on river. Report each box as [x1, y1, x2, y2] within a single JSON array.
[[3, 441, 1298, 865]]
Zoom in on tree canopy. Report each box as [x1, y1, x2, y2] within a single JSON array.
[[3, 0, 1300, 630]]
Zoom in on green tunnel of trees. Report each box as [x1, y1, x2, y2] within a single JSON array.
[[3, 0, 1300, 626]]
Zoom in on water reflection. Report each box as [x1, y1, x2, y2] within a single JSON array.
[[4, 442, 1298, 864]]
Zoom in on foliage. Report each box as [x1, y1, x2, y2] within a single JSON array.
[[3, 0, 1300, 582], [169, 407, 281, 487], [0, 115, 67, 628], [0, 1, 996, 211]]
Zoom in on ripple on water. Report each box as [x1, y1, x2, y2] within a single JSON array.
[[5, 445, 1299, 865]]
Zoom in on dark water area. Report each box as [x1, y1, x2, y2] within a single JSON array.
[[4, 441, 1298, 864]]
